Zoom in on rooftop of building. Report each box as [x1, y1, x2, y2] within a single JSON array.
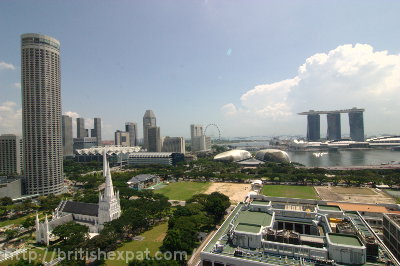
[[234, 210, 273, 228], [127, 174, 158, 184], [60, 201, 99, 217], [328, 202, 388, 213], [327, 233, 363, 247], [202, 204, 317, 265], [318, 205, 341, 211], [386, 213, 400, 228], [128, 152, 177, 158], [235, 223, 261, 233], [298, 107, 365, 115], [251, 200, 270, 206]]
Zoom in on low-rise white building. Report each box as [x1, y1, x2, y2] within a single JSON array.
[[201, 196, 368, 266]]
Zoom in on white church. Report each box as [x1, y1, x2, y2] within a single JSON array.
[[35, 150, 121, 245]]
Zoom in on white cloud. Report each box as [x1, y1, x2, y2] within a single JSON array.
[[0, 61, 16, 70], [222, 44, 400, 136], [64, 111, 80, 119], [0, 101, 22, 135], [221, 103, 237, 116], [13, 83, 21, 89]]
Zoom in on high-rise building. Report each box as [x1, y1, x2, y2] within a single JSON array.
[[125, 122, 138, 146], [93, 118, 102, 146], [21, 33, 64, 195], [190, 124, 203, 142], [143, 110, 156, 150], [192, 135, 211, 152], [147, 126, 161, 152], [191, 124, 205, 152], [349, 111, 365, 142], [115, 130, 130, 147], [77, 117, 86, 138], [307, 114, 320, 141], [327, 113, 341, 140], [0, 134, 23, 175], [62, 115, 73, 156], [162, 137, 185, 154]]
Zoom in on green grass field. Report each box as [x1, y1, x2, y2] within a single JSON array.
[[156, 182, 210, 201], [105, 223, 168, 266], [261, 185, 319, 199]]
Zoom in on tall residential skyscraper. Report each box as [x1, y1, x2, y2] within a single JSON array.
[[143, 110, 156, 150], [21, 33, 64, 195], [0, 134, 23, 175], [93, 118, 102, 146], [147, 126, 161, 152], [77, 117, 86, 138], [61, 115, 73, 156], [125, 122, 138, 146]]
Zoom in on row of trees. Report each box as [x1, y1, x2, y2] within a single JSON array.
[[121, 156, 400, 187], [161, 192, 230, 259]]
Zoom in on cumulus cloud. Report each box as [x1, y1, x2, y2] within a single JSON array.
[[0, 101, 22, 134], [0, 61, 16, 70], [222, 44, 400, 135], [221, 103, 237, 116], [64, 111, 80, 119]]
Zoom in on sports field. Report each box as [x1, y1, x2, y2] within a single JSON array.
[[330, 187, 376, 195], [156, 182, 210, 201], [315, 186, 395, 203], [105, 223, 168, 266], [261, 185, 319, 199]]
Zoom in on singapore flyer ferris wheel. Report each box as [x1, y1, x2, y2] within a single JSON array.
[[204, 123, 221, 141]]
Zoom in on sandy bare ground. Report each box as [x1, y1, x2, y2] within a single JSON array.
[[204, 182, 251, 203], [315, 186, 395, 204]]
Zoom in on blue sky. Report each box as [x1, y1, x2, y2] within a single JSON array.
[[1, 0, 400, 139]]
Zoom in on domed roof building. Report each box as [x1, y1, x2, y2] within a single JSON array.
[[214, 150, 252, 162], [255, 149, 290, 163]]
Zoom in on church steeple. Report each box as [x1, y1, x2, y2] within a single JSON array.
[[103, 147, 108, 177], [104, 155, 115, 199], [98, 147, 121, 227]]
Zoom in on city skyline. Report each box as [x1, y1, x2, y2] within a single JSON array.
[[1, 1, 400, 138]]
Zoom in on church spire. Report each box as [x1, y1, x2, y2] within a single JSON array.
[[103, 147, 108, 177], [104, 156, 115, 198]]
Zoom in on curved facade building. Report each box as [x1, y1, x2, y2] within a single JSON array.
[[214, 150, 252, 162], [255, 149, 290, 163], [21, 33, 64, 195]]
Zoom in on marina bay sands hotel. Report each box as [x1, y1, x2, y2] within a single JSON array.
[[298, 108, 365, 142]]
